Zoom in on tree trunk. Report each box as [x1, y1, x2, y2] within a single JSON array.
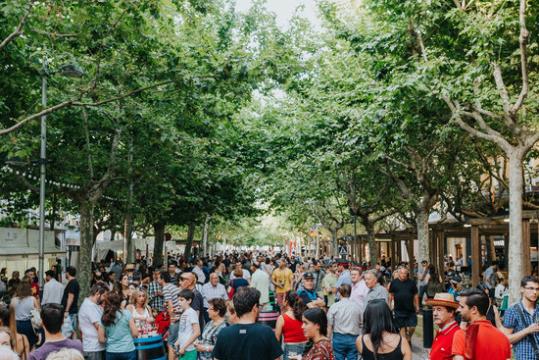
[[202, 215, 210, 256], [184, 223, 196, 261], [79, 200, 95, 301], [153, 222, 165, 268], [366, 222, 377, 266], [125, 137, 134, 263], [124, 214, 134, 264], [416, 206, 430, 265], [508, 151, 525, 302], [331, 228, 338, 258]]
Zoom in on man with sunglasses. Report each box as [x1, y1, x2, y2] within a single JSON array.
[[502, 275, 539, 360]]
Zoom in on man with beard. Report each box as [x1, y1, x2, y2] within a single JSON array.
[[77, 283, 108, 360], [502, 276, 539, 360], [452, 288, 510, 360], [426, 293, 462, 360]]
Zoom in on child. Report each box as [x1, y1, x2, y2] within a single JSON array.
[[175, 289, 201, 360]]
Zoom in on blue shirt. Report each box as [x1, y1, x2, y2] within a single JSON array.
[[105, 310, 135, 353], [503, 302, 539, 360]]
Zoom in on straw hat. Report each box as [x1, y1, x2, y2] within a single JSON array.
[[426, 293, 459, 309]]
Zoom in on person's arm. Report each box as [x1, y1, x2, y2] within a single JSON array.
[[65, 292, 75, 314], [129, 317, 139, 338], [33, 296, 40, 310], [274, 315, 284, 341], [96, 322, 106, 343], [355, 335, 363, 354], [401, 335, 412, 360], [414, 294, 420, 312], [502, 323, 539, 344]]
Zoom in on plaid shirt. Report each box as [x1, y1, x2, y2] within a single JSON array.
[[503, 302, 539, 360], [148, 281, 164, 313]]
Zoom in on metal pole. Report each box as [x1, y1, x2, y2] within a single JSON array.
[[38, 58, 47, 289]]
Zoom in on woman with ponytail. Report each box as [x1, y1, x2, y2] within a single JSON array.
[[289, 307, 333, 360], [356, 300, 412, 360], [102, 292, 139, 360], [275, 291, 308, 359]]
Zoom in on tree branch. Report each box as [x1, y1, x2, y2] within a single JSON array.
[[512, 0, 529, 113], [492, 63, 513, 118], [0, 5, 31, 51]]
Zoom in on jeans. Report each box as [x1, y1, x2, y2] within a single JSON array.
[[168, 321, 179, 347], [283, 343, 306, 360], [84, 351, 105, 360], [332, 333, 359, 360], [105, 351, 136, 360]]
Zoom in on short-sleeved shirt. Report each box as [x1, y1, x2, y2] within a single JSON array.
[[177, 307, 199, 351], [199, 320, 227, 360], [451, 320, 511, 360], [61, 279, 80, 314], [430, 321, 461, 360], [272, 268, 293, 294], [28, 338, 83, 360], [105, 310, 135, 353], [163, 283, 181, 317], [297, 288, 320, 306], [327, 298, 362, 335], [367, 284, 389, 304], [192, 289, 205, 329], [213, 323, 283, 360], [503, 302, 539, 360], [389, 279, 417, 314], [78, 298, 104, 352]]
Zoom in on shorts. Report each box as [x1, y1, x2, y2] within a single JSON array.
[[179, 350, 197, 360], [168, 321, 179, 347], [394, 312, 417, 328]]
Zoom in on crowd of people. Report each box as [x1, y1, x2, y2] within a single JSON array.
[[0, 252, 536, 360]]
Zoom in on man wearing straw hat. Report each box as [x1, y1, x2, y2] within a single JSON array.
[[426, 293, 462, 360]]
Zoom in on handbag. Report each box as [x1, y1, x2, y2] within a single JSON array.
[[30, 308, 42, 330]]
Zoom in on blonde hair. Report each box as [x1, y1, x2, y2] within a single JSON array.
[[45, 348, 83, 360], [130, 289, 148, 307]]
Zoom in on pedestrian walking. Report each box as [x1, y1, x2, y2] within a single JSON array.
[[327, 284, 362, 360], [388, 267, 419, 343], [272, 260, 294, 310], [426, 293, 462, 360], [356, 300, 412, 360], [61, 266, 81, 339], [11, 281, 39, 349], [275, 291, 308, 360], [364, 270, 388, 304], [289, 308, 333, 360]]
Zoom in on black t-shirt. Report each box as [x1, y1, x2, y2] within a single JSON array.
[[213, 323, 283, 360], [389, 279, 417, 314], [61, 279, 80, 314], [192, 290, 205, 330]]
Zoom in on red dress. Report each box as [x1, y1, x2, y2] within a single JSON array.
[[304, 338, 334, 360]]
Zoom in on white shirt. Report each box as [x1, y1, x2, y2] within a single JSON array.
[[193, 266, 206, 284], [41, 278, 65, 305], [350, 279, 369, 313], [177, 307, 198, 351], [201, 282, 228, 308], [78, 298, 104, 352], [251, 269, 270, 304]]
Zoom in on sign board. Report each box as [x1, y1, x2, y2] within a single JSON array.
[[339, 245, 348, 256], [0, 227, 59, 255]]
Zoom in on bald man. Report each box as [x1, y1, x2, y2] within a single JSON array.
[[180, 272, 205, 330], [389, 267, 419, 343]]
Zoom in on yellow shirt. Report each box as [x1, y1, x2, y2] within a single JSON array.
[[272, 268, 293, 294]]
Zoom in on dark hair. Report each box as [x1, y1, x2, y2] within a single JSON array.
[[460, 288, 489, 316], [303, 308, 328, 336], [15, 281, 32, 298], [521, 275, 539, 288], [285, 291, 307, 320], [363, 300, 398, 355], [338, 284, 351, 298], [41, 304, 64, 334], [90, 282, 109, 296], [66, 266, 77, 277], [233, 287, 260, 317], [178, 289, 194, 303], [0, 305, 9, 326], [45, 270, 55, 278], [102, 292, 122, 326], [208, 298, 227, 317], [159, 272, 171, 283]]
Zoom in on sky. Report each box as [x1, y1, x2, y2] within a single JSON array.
[[235, 0, 321, 29]]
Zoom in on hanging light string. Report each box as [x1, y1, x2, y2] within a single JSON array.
[[1, 165, 124, 202]]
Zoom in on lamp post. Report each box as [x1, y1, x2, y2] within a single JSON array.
[[38, 58, 84, 288]]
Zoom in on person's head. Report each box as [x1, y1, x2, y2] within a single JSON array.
[[45, 270, 55, 282], [432, 305, 457, 327], [302, 272, 315, 290], [232, 287, 260, 318], [178, 289, 194, 310], [279, 260, 286, 269], [302, 308, 327, 339], [233, 267, 243, 278], [130, 289, 148, 307], [398, 267, 409, 281], [363, 300, 398, 353], [458, 288, 489, 323], [196, 259, 203, 267], [15, 281, 32, 298], [11, 271, 19, 280], [45, 348, 84, 360], [520, 275, 539, 303], [159, 272, 171, 285], [284, 291, 307, 320], [350, 268, 361, 284], [102, 292, 123, 326], [66, 266, 76, 279], [152, 270, 161, 282], [209, 273, 219, 286], [364, 270, 378, 289], [0, 327, 12, 348], [120, 274, 129, 288], [41, 304, 64, 335], [89, 283, 108, 304], [207, 298, 227, 320], [313, 260, 321, 271], [168, 263, 176, 274], [180, 272, 195, 290], [24, 269, 35, 279], [226, 301, 238, 324], [338, 284, 351, 299]]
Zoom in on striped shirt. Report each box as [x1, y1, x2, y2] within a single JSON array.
[[162, 283, 181, 318], [199, 320, 227, 360]]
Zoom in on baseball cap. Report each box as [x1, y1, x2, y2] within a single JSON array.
[[303, 272, 315, 279]]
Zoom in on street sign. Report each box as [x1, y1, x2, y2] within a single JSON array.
[[339, 245, 348, 256]]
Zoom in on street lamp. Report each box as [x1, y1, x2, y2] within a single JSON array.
[[38, 57, 84, 288]]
